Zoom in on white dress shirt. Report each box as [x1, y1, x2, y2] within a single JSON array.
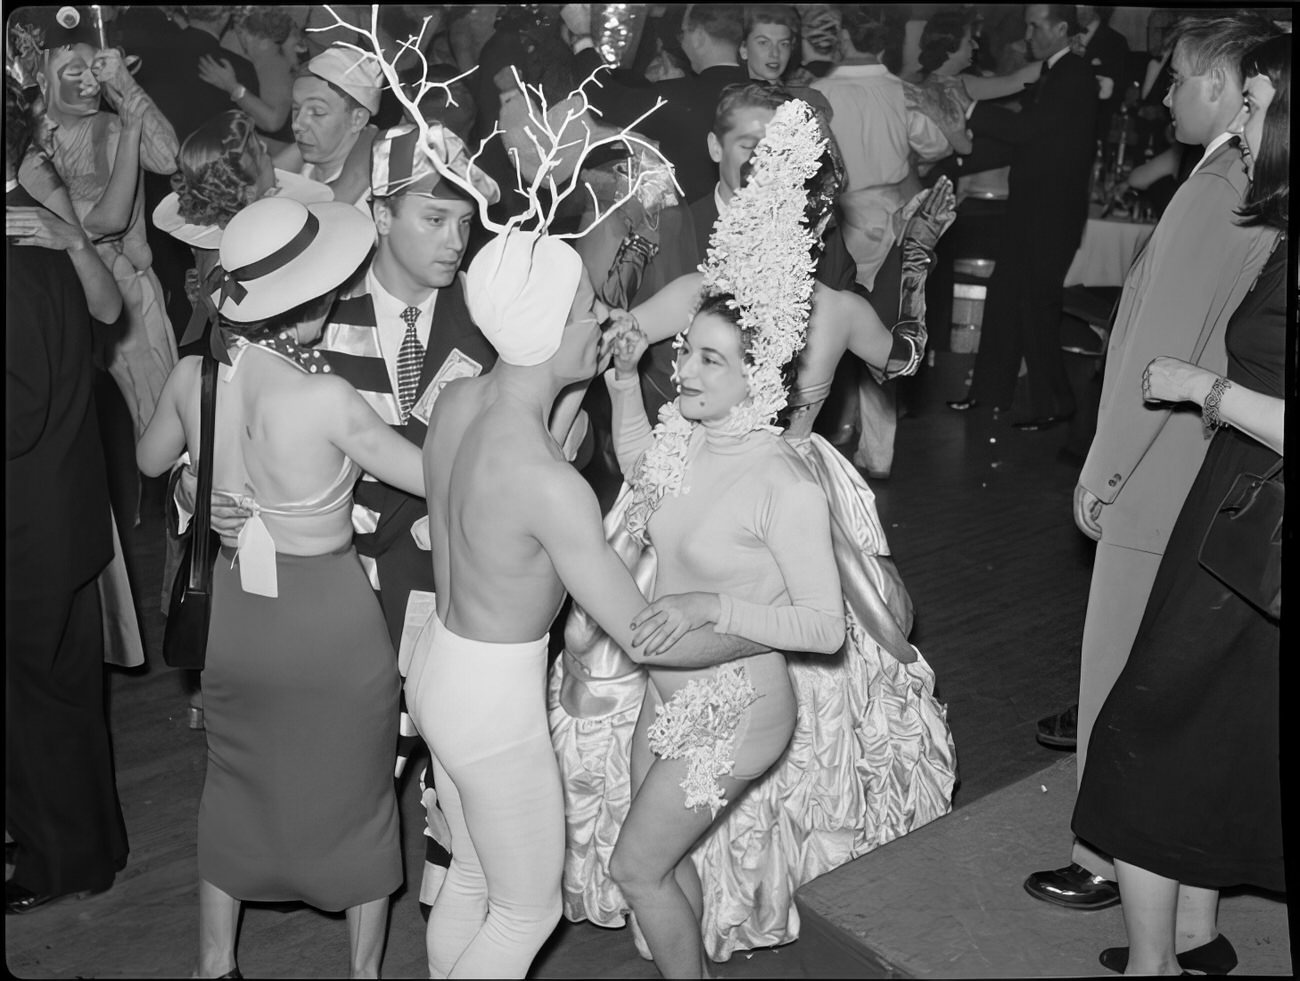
[[1189, 132, 1236, 178]]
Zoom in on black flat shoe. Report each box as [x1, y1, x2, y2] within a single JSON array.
[[215, 966, 242, 979], [1099, 933, 1237, 975], [1035, 704, 1078, 749], [4, 880, 100, 915], [1023, 863, 1120, 909]]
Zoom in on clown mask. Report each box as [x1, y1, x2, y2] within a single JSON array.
[[40, 43, 102, 121]]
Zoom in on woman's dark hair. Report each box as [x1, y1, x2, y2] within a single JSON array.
[[693, 291, 800, 396], [743, 4, 801, 42], [171, 110, 260, 228], [918, 9, 974, 77], [1236, 34, 1289, 230], [234, 5, 296, 45], [224, 288, 339, 344], [4, 74, 34, 167]]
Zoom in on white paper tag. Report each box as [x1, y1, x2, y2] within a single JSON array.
[[410, 515, 431, 550], [408, 348, 483, 426], [236, 513, 279, 598]]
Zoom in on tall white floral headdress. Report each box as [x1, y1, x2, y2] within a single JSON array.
[[624, 98, 825, 544]]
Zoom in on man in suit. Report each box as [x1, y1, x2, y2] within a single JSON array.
[[560, 3, 749, 204], [5, 78, 129, 914], [691, 82, 856, 292], [952, 4, 1096, 429], [321, 122, 500, 658], [1076, 5, 1130, 152], [1024, 14, 1281, 911]]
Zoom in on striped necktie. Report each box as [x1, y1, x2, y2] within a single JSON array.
[[397, 305, 423, 420]]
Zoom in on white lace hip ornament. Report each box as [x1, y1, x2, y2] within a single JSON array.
[[646, 664, 759, 814]]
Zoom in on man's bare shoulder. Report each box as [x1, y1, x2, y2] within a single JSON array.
[[514, 454, 601, 523]]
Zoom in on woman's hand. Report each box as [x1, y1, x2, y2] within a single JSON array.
[[6, 205, 89, 252], [197, 55, 240, 97], [631, 592, 721, 658], [1143, 356, 1215, 407], [608, 315, 649, 379]]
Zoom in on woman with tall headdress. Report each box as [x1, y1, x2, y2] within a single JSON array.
[[549, 98, 958, 963], [592, 99, 848, 977]]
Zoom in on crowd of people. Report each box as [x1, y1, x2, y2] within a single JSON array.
[[5, 4, 1286, 980]]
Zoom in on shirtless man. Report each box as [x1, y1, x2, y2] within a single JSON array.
[[406, 229, 760, 979]]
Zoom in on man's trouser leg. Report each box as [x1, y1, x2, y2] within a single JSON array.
[[1070, 539, 1164, 878]]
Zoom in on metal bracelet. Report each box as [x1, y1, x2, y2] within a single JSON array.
[[1201, 376, 1231, 437]]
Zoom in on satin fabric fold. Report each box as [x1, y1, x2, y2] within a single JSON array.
[[547, 433, 956, 961]]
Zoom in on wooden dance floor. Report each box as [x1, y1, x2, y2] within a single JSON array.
[[5, 357, 1290, 977]]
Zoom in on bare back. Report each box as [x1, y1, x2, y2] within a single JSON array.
[[424, 376, 575, 643]]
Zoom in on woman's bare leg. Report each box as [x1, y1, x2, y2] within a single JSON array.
[[197, 878, 240, 977], [346, 896, 389, 978], [1113, 859, 1180, 976], [1174, 884, 1219, 951], [611, 754, 751, 980]]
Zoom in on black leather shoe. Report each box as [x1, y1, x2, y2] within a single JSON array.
[[1023, 863, 1120, 909], [1036, 704, 1078, 749], [947, 397, 979, 411], [1011, 413, 1073, 431], [1099, 933, 1237, 975]]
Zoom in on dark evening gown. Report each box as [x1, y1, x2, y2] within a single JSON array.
[[1071, 236, 1285, 891]]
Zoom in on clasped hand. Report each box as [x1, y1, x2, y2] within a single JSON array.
[[1142, 356, 1213, 406], [630, 592, 721, 658], [197, 55, 239, 97], [600, 311, 648, 378], [176, 465, 252, 538]]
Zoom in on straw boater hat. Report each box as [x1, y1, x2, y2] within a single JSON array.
[[305, 45, 384, 114], [211, 197, 376, 323]]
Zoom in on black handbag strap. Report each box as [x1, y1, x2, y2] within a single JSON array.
[[187, 356, 219, 590], [1260, 458, 1284, 483]]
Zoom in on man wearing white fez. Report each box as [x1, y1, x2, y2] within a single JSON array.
[[273, 44, 384, 205]]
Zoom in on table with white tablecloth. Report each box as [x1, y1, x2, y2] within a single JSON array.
[[1064, 216, 1156, 288]]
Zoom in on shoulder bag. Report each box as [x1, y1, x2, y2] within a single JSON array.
[[1198, 458, 1283, 621], [163, 355, 220, 668]]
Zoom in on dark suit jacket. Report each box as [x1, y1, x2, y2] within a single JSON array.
[[690, 187, 858, 292], [575, 48, 749, 204], [117, 9, 260, 144], [1085, 23, 1130, 135], [6, 188, 113, 597], [969, 50, 1098, 265]]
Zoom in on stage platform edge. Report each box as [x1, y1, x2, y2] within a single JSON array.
[[793, 756, 1291, 978]]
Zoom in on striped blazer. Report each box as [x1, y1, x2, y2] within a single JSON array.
[[321, 271, 497, 585]]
